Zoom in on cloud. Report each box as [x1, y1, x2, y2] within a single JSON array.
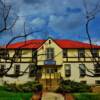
[[13, 17, 25, 34], [0, 0, 100, 45], [83, 39, 100, 45], [31, 18, 46, 29], [48, 12, 85, 34]]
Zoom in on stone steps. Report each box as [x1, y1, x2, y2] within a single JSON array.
[[39, 79, 60, 91]]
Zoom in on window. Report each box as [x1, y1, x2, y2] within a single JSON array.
[[95, 80, 100, 85], [79, 64, 86, 77], [15, 49, 22, 58], [14, 65, 20, 76], [0, 49, 8, 59], [78, 49, 85, 58], [65, 64, 71, 77], [92, 49, 99, 57], [46, 68, 57, 74], [32, 50, 37, 62], [29, 64, 36, 77], [0, 64, 5, 76], [94, 64, 100, 76], [63, 49, 68, 58], [46, 48, 54, 60]]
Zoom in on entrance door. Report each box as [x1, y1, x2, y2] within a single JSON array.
[[46, 68, 57, 74], [45, 67, 59, 91]]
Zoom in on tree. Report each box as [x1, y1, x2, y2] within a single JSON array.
[[79, 0, 100, 77], [0, 0, 18, 33], [0, 0, 43, 79]]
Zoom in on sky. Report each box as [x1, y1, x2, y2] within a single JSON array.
[[0, 0, 100, 45]]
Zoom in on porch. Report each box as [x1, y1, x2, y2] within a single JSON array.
[[39, 71, 61, 91]]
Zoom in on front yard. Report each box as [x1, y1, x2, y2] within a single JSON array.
[[73, 93, 100, 100], [0, 86, 33, 100]]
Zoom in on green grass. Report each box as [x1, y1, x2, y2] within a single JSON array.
[[0, 86, 33, 100], [73, 93, 100, 100]]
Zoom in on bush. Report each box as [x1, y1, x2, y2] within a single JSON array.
[[56, 80, 91, 93], [4, 81, 43, 93]]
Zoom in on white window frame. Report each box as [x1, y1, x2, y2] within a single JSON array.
[[46, 48, 54, 60]]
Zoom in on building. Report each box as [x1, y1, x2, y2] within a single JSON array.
[[0, 38, 100, 90]]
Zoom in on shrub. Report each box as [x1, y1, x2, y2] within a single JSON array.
[[56, 80, 91, 93], [4, 81, 43, 93]]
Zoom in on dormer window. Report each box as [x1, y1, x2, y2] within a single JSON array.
[[46, 48, 54, 60]]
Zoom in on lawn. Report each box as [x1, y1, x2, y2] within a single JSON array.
[[0, 86, 33, 100], [73, 93, 100, 100]]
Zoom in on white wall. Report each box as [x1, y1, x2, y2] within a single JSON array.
[[0, 63, 35, 85]]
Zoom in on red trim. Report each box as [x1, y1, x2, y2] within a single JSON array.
[[2, 39, 100, 49]]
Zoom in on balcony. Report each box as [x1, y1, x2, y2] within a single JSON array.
[[41, 72, 61, 79], [44, 60, 56, 65]]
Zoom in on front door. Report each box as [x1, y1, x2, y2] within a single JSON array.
[[45, 67, 60, 91]]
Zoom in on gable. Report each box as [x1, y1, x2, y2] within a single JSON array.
[[38, 39, 62, 50]]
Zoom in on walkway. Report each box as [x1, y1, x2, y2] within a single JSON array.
[[41, 92, 64, 100]]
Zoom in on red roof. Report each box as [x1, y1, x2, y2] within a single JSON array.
[[2, 39, 100, 49]]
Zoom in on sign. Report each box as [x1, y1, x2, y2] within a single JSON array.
[[44, 60, 56, 65]]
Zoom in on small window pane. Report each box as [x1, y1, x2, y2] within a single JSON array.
[[79, 64, 86, 77], [65, 64, 71, 77], [94, 64, 100, 76], [0, 64, 5, 76], [92, 49, 99, 57], [78, 49, 85, 58], [29, 64, 36, 77], [46, 48, 54, 60], [0, 49, 8, 58], [14, 65, 20, 76], [15, 50, 22, 58], [63, 49, 67, 58], [46, 68, 57, 74]]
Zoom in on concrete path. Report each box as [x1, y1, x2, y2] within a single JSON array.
[[41, 92, 64, 100]]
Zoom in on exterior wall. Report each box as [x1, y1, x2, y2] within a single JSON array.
[[21, 50, 32, 57], [61, 63, 100, 85], [0, 63, 35, 85], [9, 50, 15, 57]]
